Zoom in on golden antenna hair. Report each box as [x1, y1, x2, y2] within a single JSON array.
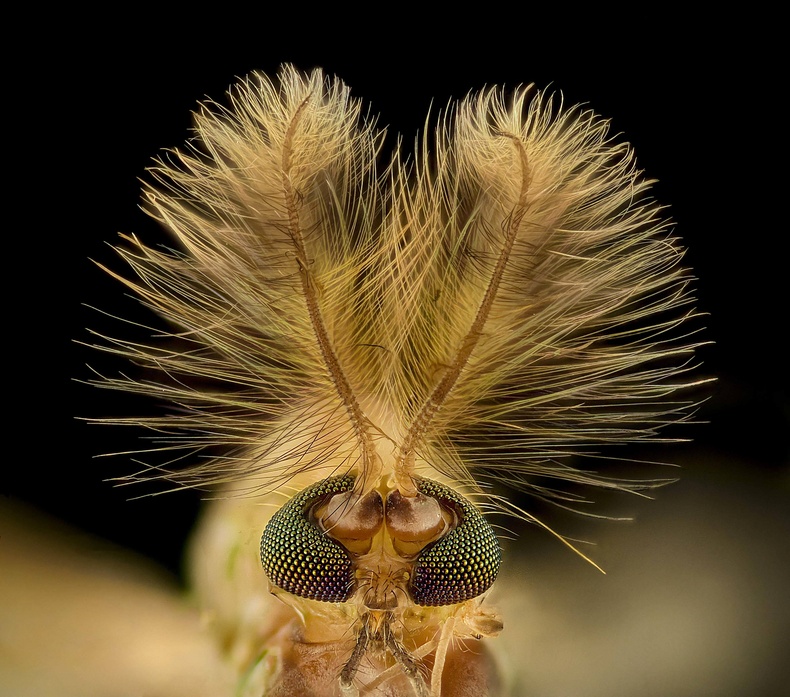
[[88, 65, 704, 506], [90, 67, 387, 494]]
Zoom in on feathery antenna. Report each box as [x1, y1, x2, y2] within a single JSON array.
[[87, 65, 706, 514]]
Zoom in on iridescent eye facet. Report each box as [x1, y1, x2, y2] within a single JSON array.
[[409, 479, 502, 607], [260, 475, 356, 603], [260, 474, 501, 608]]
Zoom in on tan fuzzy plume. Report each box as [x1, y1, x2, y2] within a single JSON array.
[[87, 65, 705, 510]]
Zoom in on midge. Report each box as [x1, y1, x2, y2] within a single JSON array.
[[90, 65, 704, 695]]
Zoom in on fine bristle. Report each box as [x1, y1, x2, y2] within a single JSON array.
[[86, 65, 706, 510]]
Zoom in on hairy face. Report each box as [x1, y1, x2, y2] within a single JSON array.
[[87, 65, 703, 695]]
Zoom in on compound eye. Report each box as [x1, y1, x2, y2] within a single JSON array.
[[408, 479, 501, 607], [260, 475, 358, 603]]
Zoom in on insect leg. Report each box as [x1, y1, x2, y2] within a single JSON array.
[[430, 616, 456, 696]]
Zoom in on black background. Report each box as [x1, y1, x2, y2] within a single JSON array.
[[6, 12, 787, 694]]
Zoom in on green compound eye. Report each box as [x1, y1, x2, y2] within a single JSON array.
[[260, 475, 501, 608], [260, 475, 356, 603], [410, 479, 502, 607]]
